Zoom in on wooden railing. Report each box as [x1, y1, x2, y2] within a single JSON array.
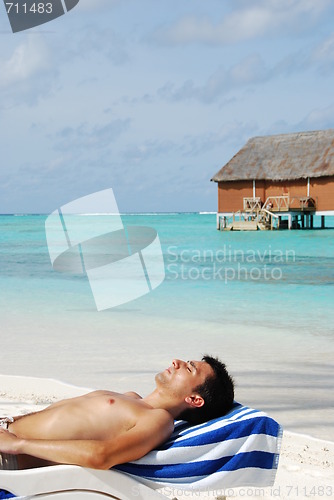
[[263, 195, 289, 211], [263, 195, 317, 212], [257, 208, 279, 230], [243, 197, 262, 211], [296, 197, 316, 210]]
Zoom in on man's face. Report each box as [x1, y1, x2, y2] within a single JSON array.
[[156, 359, 214, 399]]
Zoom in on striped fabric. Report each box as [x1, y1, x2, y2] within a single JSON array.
[[115, 402, 282, 491]]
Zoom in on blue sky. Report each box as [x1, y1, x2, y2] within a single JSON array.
[[1, 0, 334, 213]]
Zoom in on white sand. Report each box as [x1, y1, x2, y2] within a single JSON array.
[[1, 375, 333, 499], [2, 317, 333, 442]]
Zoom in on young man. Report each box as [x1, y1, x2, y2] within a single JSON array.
[[0, 355, 234, 470]]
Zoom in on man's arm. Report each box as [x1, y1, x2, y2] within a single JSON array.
[[0, 410, 173, 470]]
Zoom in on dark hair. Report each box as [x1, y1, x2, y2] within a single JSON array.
[[179, 355, 234, 425]]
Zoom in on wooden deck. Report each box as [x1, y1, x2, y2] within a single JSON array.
[[220, 208, 279, 231], [219, 196, 317, 231], [225, 220, 258, 231]]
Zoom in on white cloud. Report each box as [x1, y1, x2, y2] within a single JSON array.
[[309, 34, 334, 74], [152, 0, 331, 45], [122, 139, 175, 164], [272, 32, 334, 77], [158, 54, 270, 104], [229, 54, 269, 85], [121, 121, 258, 165], [76, 27, 129, 66], [54, 119, 131, 152], [0, 35, 50, 90], [155, 27, 334, 106], [299, 103, 334, 130], [0, 35, 58, 108]]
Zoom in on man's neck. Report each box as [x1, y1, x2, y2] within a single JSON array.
[[142, 390, 184, 419]]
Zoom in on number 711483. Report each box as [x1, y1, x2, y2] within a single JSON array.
[[6, 3, 53, 14]]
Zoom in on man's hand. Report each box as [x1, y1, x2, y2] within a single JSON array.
[[0, 428, 21, 455]]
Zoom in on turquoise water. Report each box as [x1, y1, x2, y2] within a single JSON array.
[[1, 213, 334, 438], [1, 213, 334, 335]]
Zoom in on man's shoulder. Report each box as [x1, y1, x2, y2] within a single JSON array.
[[124, 391, 142, 399], [143, 407, 174, 431], [136, 408, 173, 445], [151, 407, 172, 419]]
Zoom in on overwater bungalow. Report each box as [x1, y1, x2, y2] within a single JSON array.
[[211, 129, 334, 230]]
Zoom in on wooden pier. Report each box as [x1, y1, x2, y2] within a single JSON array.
[[218, 195, 318, 231]]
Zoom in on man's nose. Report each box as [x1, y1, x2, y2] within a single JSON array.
[[172, 359, 181, 369]]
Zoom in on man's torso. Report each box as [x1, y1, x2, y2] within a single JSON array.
[[8, 391, 172, 468]]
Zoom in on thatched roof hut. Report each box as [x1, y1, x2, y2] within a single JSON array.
[[211, 129, 334, 182], [211, 129, 334, 219]]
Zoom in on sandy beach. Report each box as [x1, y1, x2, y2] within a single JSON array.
[[1, 374, 333, 500]]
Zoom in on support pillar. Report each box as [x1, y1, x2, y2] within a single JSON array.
[[321, 215, 325, 229], [292, 215, 299, 229], [310, 215, 314, 229], [301, 215, 305, 228], [288, 214, 292, 230]]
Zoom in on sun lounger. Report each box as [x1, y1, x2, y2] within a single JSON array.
[[0, 402, 282, 500]]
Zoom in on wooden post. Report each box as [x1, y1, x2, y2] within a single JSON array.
[[310, 215, 314, 229], [301, 215, 305, 228], [321, 215, 325, 229]]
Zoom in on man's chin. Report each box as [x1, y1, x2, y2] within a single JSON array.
[[155, 371, 167, 384]]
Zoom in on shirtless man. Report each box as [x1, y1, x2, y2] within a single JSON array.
[[0, 355, 234, 470]]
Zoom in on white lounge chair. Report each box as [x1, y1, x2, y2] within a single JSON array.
[[0, 402, 282, 500], [0, 466, 167, 499]]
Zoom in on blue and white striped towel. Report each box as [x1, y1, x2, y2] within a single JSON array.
[[116, 402, 282, 491]]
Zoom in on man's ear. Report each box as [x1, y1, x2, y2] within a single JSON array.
[[185, 394, 205, 409]]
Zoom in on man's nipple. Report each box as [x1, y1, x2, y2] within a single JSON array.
[[108, 398, 115, 405]]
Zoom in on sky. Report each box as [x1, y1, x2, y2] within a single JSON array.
[[1, 0, 334, 213]]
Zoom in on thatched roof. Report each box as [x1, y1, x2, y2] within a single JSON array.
[[211, 129, 334, 182]]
